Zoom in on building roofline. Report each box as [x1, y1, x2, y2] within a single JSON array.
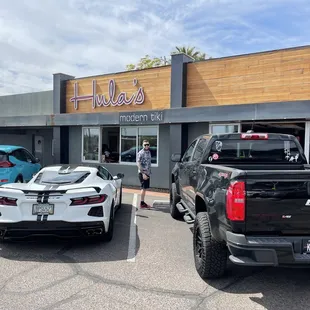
[[192, 44, 310, 64]]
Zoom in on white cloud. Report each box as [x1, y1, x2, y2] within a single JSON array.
[[0, 0, 310, 95]]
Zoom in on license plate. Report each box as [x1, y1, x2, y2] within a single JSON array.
[[32, 203, 54, 215], [302, 239, 310, 254]]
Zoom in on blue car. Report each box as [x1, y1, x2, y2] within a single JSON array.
[[0, 145, 41, 185]]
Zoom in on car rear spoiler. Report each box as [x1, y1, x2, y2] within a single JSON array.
[[0, 186, 102, 194]]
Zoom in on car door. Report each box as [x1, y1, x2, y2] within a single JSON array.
[[178, 139, 198, 206], [97, 166, 118, 211], [187, 136, 210, 208], [10, 149, 28, 181], [10, 148, 37, 182], [23, 149, 41, 180]]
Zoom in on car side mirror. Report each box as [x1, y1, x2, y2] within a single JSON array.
[[35, 158, 40, 163], [171, 153, 181, 162], [114, 173, 124, 180]]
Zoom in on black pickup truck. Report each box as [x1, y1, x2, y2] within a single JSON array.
[[170, 131, 310, 279]]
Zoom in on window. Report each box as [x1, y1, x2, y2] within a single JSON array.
[[210, 124, 240, 134], [13, 149, 28, 162], [98, 166, 113, 180], [182, 140, 197, 162], [120, 126, 159, 165], [81, 125, 159, 166], [192, 137, 209, 161], [0, 151, 7, 162], [138, 127, 158, 164], [202, 139, 305, 164], [34, 171, 90, 185], [82, 127, 100, 162], [23, 149, 36, 163], [120, 127, 137, 163], [101, 127, 120, 163]]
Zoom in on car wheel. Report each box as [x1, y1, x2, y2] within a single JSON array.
[[100, 204, 114, 242], [170, 182, 182, 219], [193, 212, 227, 279]]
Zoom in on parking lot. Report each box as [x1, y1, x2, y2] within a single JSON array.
[[0, 189, 309, 310]]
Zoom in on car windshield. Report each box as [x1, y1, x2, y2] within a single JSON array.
[[0, 151, 8, 162], [204, 139, 303, 164], [34, 171, 90, 184]]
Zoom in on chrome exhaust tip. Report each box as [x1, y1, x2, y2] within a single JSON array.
[[86, 229, 94, 236], [93, 228, 103, 235]]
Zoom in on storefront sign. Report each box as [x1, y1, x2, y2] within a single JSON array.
[[119, 111, 164, 124], [70, 78, 145, 110]]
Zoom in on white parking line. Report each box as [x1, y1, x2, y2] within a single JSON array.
[[127, 193, 137, 262]]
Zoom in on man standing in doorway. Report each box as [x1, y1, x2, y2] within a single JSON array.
[[137, 139, 152, 209]]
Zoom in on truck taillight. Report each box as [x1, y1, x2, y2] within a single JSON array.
[[241, 133, 268, 140], [226, 181, 245, 221], [70, 194, 107, 206], [0, 197, 17, 206]]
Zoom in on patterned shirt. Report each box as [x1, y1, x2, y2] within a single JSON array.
[[137, 148, 152, 176]]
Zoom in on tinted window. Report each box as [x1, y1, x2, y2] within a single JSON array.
[[23, 149, 35, 163], [182, 140, 197, 162], [192, 137, 209, 161], [0, 151, 8, 162], [13, 149, 28, 162], [34, 171, 90, 184], [202, 139, 304, 164], [98, 166, 113, 180]]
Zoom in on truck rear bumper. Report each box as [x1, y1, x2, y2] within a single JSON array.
[[226, 231, 310, 267]]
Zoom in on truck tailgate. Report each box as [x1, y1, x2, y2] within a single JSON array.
[[245, 170, 310, 234]]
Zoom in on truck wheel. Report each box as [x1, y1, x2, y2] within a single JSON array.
[[170, 182, 182, 219], [193, 212, 227, 279]]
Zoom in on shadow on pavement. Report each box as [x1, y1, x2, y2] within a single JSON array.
[[0, 203, 140, 264], [204, 261, 310, 309]]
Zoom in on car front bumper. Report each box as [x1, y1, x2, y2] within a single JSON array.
[[226, 231, 310, 267], [0, 220, 106, 240]]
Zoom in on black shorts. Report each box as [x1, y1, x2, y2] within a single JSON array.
[[138, 173, 150, 189]]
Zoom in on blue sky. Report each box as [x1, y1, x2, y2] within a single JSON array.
[[1, 0, 310, 95]]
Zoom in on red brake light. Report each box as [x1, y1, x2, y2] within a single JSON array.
[[226, 181, 245, 221], [0, 197, 17, 206], [70, 194, 107, 206], [241, 133, 268, 140], [0, 161, 15, 168]]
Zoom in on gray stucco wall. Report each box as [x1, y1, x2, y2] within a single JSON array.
[[0, 91, 53, 117], [0, 127, 54, 167], [187, 122, 210, 145], [68, 125, 170, 189]]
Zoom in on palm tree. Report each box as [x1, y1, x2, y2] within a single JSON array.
[[172, 46, 208, 61]]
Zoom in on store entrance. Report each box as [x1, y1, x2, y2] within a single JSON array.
[[241, 121, 305, 149]]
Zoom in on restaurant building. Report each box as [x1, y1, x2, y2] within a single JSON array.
[[1, 45, 310, 189]]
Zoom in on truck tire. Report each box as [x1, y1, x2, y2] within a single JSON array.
[[193, 212, 227, 279], [170, 182, 182, 219]]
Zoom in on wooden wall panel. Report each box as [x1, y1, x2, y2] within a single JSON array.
[[65, 66, 171, 113], [186, 46, 310, 108]]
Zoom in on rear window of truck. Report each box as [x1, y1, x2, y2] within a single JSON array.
[[204, 139, 303, 164]]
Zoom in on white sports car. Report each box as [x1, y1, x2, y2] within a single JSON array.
[[0, 164, 124, 242]]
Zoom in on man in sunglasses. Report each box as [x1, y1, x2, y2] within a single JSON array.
[[137, 140, 152, 208]]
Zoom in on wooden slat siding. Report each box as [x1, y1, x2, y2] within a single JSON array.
[[186, 46, 310, 107], [65, 66, 171, 113]]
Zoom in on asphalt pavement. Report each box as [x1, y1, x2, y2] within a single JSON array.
[[0, 189, 309, 309]]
